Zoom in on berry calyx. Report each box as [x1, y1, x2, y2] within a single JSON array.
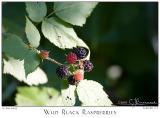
[[73, 47, 88, 59], [56, 65, 69, 79], [73, 69, 84, 81], [39, 50, 49, 59], [83, 60, 93, 72], [66, 52, 77, 64]]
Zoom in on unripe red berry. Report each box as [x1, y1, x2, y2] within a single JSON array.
[[66, 52, 77, 64], [39, 50, 49, 59], [73, 69, 84, 81]]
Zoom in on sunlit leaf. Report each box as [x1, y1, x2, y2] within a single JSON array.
[[25, 17, 40, 48], [76, 79, 113, 106], [46, 84, 76, 106], [15, 87, 59, 106], [46, 95, 64, 106], [54, 2, 98, 26], [25, 67, 48, 86], [61, 84, 76, 106], [26, 2, 47, 22], [47, 80, 76, 106]]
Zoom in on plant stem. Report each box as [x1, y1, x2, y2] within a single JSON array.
[[46, 10, 55, 18], [47, 57, 63, 66]]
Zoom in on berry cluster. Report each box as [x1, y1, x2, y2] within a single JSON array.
[[56, 46, 93, 86]]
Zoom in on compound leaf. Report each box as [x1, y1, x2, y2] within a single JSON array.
[[42, 17, 90, 59]]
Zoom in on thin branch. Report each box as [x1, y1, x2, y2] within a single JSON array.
[[46, 10, 55, 18], [47, 57, 63, 66]]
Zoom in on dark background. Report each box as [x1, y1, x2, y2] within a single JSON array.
[[2, 2, 158, 106]]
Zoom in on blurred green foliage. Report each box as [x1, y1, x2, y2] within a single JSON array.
[[2, 2, 158, 106]]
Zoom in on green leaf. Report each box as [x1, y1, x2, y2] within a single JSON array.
[[3, 33, 41, 76], [54, 2, 98, 26], [24, 49, 41, 76], [15, 87, 59, 106], [25, 17, 40, 48], [42, 17, 90, 59], [2, 3, 26, 38], [2, 33, 29, 60], [3, 18, 25, 38], [3, 57, 48, 86], [26, 2, 47, 22], [76, 80, 113, 106]]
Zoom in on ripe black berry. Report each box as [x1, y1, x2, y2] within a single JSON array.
[[73, 47, 88, 59], [56, 65, 69, 79], [83, 60, 93, 72]]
